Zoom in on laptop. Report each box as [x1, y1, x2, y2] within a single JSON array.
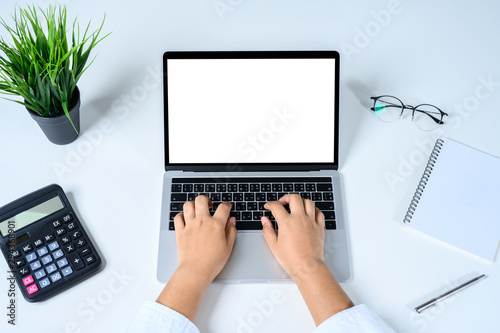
[[157, 51, 351, 283]]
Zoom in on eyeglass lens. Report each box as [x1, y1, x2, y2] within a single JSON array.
[[373, 96, 403, 122], [412, 104, 443, 131]]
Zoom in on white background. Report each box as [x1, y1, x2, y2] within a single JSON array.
[[1, 0, 500, 332], [167, 58, 335, 163]]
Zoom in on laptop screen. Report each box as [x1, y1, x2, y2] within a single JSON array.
[[164, 51, 339, 170]]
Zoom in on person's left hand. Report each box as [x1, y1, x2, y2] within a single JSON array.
[[174, 195, 237, 283]]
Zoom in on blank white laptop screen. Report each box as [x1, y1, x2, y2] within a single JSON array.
[[167, 58, 336, 164]]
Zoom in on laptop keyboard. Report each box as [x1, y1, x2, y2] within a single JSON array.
[[168, 177, 336, 231]]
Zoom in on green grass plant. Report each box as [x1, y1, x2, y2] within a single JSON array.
[[0, 5, 109, 132]]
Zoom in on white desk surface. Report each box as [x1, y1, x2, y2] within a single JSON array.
[[1, 1, 500, 332]]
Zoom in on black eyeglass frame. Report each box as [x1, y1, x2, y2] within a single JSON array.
[[370, 95, 448, 126]]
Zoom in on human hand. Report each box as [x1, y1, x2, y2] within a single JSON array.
[[174, 195, 237, 283], [261, 194, 352, 325], [261, 193, 325, 279]]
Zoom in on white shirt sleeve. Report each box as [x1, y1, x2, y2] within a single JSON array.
[[125, 302, 393, 333], [314, 304, 396, 333], [125, 301, 200, 333]]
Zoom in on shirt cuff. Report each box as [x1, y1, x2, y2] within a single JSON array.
[[125, 300, 200, 333], [314, 304, 395, 333]]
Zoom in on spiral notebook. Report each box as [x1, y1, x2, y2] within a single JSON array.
[[403, 138, 500, 261]]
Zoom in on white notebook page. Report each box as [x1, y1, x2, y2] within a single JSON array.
[[407, 138, 500, 261]]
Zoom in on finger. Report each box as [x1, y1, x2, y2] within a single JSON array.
[[261, 216, 277, 252], [304, 199, 316, 217], [213, 201, 232, 221], [173, 212, 185, 232], [194, 195, 212, 217], [315, 207, 325, 227], [225, 217, 237, 250], [183, 201, 195, 221], [279, 193, 305, 215], [264, 200, 289, 221]]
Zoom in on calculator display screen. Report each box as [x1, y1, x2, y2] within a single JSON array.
[[0, 196, 64, 236]]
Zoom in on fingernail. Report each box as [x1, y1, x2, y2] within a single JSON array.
[[260, 217, 268, 226], [229, 217, 236, 226]]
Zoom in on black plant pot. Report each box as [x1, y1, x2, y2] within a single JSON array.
[[27, 87, 81, 145]]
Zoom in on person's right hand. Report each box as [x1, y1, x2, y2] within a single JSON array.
[[261, 193, 325, 279], [261, 193, 353, 326]]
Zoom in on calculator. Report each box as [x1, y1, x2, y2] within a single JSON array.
[[0, 184, 102, 302]]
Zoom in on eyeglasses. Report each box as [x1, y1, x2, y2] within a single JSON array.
[[370, 95, 448, 131]]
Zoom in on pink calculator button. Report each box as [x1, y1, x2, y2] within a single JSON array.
[[27, 284, 39, 295], [22, 275, 34, 286]]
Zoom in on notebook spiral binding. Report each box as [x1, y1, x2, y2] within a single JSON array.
[[403, 139, 445, 223]]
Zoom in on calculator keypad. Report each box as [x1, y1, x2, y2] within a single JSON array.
[[15, 225, 99, 298]]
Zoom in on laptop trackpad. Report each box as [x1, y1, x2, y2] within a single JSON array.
[[215, 232, 289, 282]]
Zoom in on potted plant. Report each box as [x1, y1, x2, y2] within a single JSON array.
[[0, 5, 109, 145]]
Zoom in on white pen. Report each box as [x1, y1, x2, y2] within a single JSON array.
[[414, 274, 487, 313]]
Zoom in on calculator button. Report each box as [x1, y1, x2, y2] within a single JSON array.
[[50, 272, 62, 283], [69, 253, 85, 271], [39, 278, 51, 289], [45, 264, 57, 274], [41, 255, 53, 265], [67, 222, 77, 230], [34, 270, 46, 280], [22, 244, 33, 253], [79, 247, 91, 257], [71, 230, 82, 239], [12, 250, 21, 258], [52, 220, 62, 228], [85, 255, 96, 265], [64, 244, 76, 254], [61, 267, 73, 277], [33, 239, 44, 248], [15, 258, 26, 268], [57, 258, 69, 268], [76, 239, 87, 248], [37, 246, 49, 257], [22, 275, 34, 286], [52, 249, 64, 260], [18, 267, 30, 277], [48, 241, 60, 251], [62, 214, 73, 223], [27, 284, 39, 295], [30, 260, 42, 271], [55, 227, 67, 236], [44, 234, 55, 242], [61, 236, 71, 245], [26, 252, 37, 263]]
